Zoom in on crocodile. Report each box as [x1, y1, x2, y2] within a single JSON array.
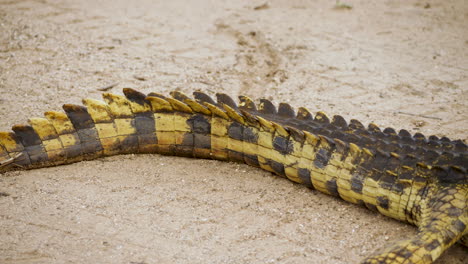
[[0, 88, 466, 264]]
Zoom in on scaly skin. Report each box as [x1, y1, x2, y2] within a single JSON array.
[[0, 88, 467, 263]]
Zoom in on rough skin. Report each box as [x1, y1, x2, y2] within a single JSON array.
[[0, 89, 466, 264]]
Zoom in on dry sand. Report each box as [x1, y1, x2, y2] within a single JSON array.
[[0, 0, 467, 263]]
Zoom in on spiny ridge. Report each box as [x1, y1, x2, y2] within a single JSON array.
[[188, 91, 466, 170], [1, 89, 466, 173]]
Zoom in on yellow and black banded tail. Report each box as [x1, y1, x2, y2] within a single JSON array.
[[0, 89, 155, 171], [0, 88, 466, 264]]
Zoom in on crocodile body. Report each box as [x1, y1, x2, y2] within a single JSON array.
[[0, 88, 467, 263]]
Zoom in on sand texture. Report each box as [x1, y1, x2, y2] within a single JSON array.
[[0, 0, 467, 263]]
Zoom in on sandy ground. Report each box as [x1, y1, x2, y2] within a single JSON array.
[[0, 0, 467, 263]]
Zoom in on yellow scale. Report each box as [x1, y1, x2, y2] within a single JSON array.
[[84, 98, 120, 155]]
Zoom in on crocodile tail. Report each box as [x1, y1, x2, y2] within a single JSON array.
[[362, 179, 468, 264], [0, 104, 104, 170], [0, 89, 466, 264], [0, 89, 157, 171], [0, 89, 257, 171]]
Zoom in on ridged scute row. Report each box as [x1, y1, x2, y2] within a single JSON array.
[[231, 95, 466, 168], [0, 89, 466, 181], [191, 90, 467, 178]]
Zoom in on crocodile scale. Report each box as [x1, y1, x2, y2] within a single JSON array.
[[0, 88, 466, 263]]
